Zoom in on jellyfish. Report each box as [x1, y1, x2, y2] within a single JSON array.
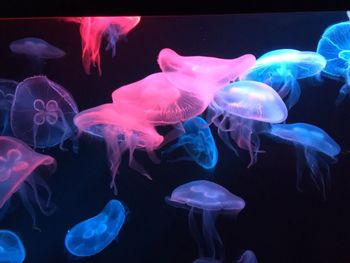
[[266, 123, 340, 197], [241, 49, 326, 109], [207, 80, 288, 167], [157, 48, 256, 95], [74, 103, 163, 194], [162, 117, 218, 170], [316, 21, 350, 104], [235, 250, 258, 263], [65, 199, 126, 257], [11, 75, 79, 150], [0, 136, 56, 229], [0, 79, 17, 136], [166, 180, 245, 263], [63, 16, 140, 75], [0, 230, 25, 263]]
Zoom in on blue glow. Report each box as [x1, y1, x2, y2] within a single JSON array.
[[0, 230, 26, 263], [317, 21, 350, 104], [267, 123, 340, 196], [0, 79, 17, 136], [236, 250, 258, 263], [242, 49, 326, 109], [162, 117, 218, 169], [65, 199, 126, 257]]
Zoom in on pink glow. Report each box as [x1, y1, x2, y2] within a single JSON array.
[[64, 16, 141, 75], [74, 103, 163, 194], [157, 48, 256, 94]]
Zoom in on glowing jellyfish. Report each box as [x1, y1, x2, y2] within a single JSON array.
[[64, 16, 140, 75], [65, 199, 126, 257], [207, 80, 288, 167], [0, 136, 56, 228], [0, 79, 17, 136], [74, 103, 163, 194], [157, 48, 256, 95], [316, 21, 350, 104], [242, 49, 326, 109], [0, 230, 25, 263], [236, 250, 258, 263], [162, 117, 218, 170], [166, 180, 245, 263], [11, 75, 78, 150], [267, 123, 340, 197]]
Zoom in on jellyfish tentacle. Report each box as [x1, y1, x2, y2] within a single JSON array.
[[284, 74, 301, 109], [188, 208, 206, 259], [18, 184, 40, 231]]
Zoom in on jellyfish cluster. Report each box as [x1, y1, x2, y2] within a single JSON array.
[[0, 12, 349, 263]]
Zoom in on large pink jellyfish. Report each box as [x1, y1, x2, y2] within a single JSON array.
[[0, 136, 56, 229], [73, 103, 163, 194], [64, 16, 141, 75]]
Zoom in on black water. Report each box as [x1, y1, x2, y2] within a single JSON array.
[[0, 11, 349, 263]]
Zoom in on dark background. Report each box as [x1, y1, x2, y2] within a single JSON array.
[[0, 11, 349, 263]]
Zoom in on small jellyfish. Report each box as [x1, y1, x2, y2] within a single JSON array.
[[266, 123, 340, 197], [162, 117, 218, 170], [235, 250, 258, 263], [0, 230, 25, 263], [316, 21, 350, 104], [64, 16, 140, 75], [0, 79, 17, 136], [0, 136, 56, 229], [207, 80, 288, 167], [65, 199, 126, 257], [11, 75, 78, 150], [166, 180, 245, 263], [242, 49, 326, 109], [74, 103, 163, 194]]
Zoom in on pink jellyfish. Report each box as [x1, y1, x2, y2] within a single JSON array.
[[157, 48, 256, 95], [64, 16, 141, 75], [0, 136, 56, 229], [73, 103, 163, 194]]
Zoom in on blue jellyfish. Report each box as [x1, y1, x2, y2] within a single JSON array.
[[0, 230, 25, 263], [316, 21, 350, 104], [65, 199, 127, 257], [162, 117, 218, 170], [235, 250, 258, 263], [266, 123, 340, 197], [242, 49, 326, 109], [0, 79, 17, 136], [166, 180, 245, 263], [207, 80, 288, 167], [10, 76, 79, 150]]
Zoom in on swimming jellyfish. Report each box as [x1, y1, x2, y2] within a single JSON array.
[[266, 123, 340, 196], [166, 180, 245, 263], [64, 16, 141, 75], [207, 80, 288, 167], [65, 199, 126, 257], [242, 49, 326, 109], [162, 117, 218, 170], [0, 79, 17, 136], [316, 21, 350, 104], [0, 230, 25, 263], [0, 136, 56, 229], [11, 75, 79, 150], [74, 103, 163, 194], [235, 250, 258, 263]]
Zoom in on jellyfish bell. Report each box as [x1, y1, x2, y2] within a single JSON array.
[[266, 123, 340, 197], [10, 75, 79, 150], [157, 48, 256, 94], [65, 199, 127, 257], [242, 49, 326, 109], [207, 80, 288, 167], [0, 79, 17, 136], [0, 230, 26, 263], [166, 180, 245, 263], [0, 136, 56, 229]]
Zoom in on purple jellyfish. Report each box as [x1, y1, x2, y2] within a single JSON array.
[[0, 136, 56, 229], [235, 250, 258, 263], [207, 80, 288, 167], [166, 180, 245, 263], [0, 79, 17, 136], [10, 76, 79, 150]]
